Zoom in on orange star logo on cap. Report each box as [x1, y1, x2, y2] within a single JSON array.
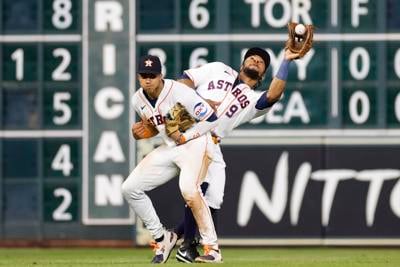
[[145, 59, 153, 67]]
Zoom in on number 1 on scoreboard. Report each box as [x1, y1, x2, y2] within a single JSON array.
[[11, 48, 24, 81]]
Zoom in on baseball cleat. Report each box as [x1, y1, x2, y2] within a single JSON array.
[[195, 245, 223, 263], [176, 239, 200, 263], [150, 230, 178, 264]]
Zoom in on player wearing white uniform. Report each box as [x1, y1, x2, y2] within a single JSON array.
[[174, 47, 301, 263], [122, 55, 223, 264]]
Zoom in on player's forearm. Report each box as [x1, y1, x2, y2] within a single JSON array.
[[266, 77, 286, 103], [266, 59, 291, 103], [182, 116, 218, 142]]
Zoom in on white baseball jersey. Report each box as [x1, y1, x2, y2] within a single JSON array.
[[131, 78, 214, 146], [125, 78, 219, 246], [184, 62, 272, 138], [213, 84, 269, 137], [184, 62, 238, 103], [184, 62, 274, 209]]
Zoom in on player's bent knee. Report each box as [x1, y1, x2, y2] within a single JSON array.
[[121, 178, 144, 200], [121, 180, 132, 200]]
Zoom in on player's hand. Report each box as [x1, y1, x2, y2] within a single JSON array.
[[132, 122, 145, 139], [131, 120, 159, 140], [169, 130, 186, 145], [284, 49, 301, 60]]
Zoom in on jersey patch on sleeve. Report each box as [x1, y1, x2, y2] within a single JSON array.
[[194, 102, 209, 120]]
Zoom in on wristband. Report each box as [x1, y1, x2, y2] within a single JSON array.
[[276, 59, 291, 80]]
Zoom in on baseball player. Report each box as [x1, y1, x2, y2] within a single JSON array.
[[122, 55, 223, 263], [173, 47, 302, 263]]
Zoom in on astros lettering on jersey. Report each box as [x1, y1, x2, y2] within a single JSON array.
[[184, 61, 273, 138], [131, 79, 214, 146]]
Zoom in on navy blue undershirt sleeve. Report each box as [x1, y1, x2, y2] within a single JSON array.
[[179, 73, 190, 80], [255, 93, 275, 110], [206, 112, 218, 122]]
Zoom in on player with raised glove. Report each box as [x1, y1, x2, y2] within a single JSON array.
[[265, 22, 314, 102], [285, 22, 314, 59], [173, 35, 313, 263]]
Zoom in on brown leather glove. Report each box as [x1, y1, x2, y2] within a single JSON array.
[[165, 103, 196, 136], [285, 22, 314, 58]]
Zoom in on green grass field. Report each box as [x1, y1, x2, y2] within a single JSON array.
[[0, 247, 399, 267]]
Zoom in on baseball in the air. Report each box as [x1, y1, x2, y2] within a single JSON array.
[[295, 24, 306, 35]]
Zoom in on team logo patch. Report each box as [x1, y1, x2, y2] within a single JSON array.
[[194, 102, 208, 119]]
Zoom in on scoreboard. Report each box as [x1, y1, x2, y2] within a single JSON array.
[[137, 0, 400, 131], [0, 0, 84, 239], [0, 0, 400, 243], [0, 0, 133, 240]]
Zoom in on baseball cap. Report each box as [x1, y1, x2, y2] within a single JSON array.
[[243, 47, 271, 69], [137, 55, 162, 74]]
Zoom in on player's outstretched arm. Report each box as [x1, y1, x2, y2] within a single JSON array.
[[168, 113, 219, 145], [266, 49, 299, 103]]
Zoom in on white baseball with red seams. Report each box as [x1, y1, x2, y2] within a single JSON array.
[[295, 23, 306, 35]]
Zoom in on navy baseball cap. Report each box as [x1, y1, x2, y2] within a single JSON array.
[[243, 47, 271, 69], [137, 55, 162, 74]]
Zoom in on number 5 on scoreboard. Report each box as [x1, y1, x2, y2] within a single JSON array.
[[53, 92, 72, 125]]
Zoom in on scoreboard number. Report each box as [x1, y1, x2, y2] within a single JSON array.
[[52, 188, 73, 221], [349, 91, 370, 124], [52, 48, 72, 81], [189, 47, 209, 68], [10, 48, 24, 81], [53, 92, 72, 125], [51, 144, 73, 176], [9, 47, 73, 82], [189, 0, 210, 29], [52, 0, 73, 30], [349, 47, 370, 80]]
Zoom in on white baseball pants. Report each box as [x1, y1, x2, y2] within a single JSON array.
[[122, 134, 218, 247], [203, 144, 226, 209]]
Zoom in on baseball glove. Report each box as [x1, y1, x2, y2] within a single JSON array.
[[165, 102, 196, 136], [131, 119, 159, 139], [285, 22, 314, 58]]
